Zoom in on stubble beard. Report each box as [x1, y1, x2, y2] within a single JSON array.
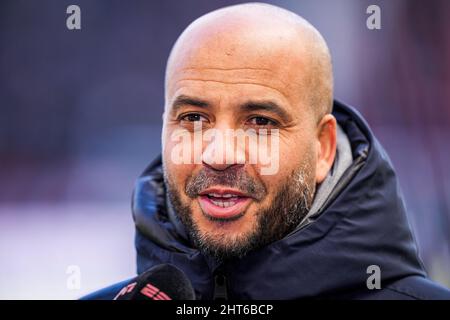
[[164, 162, 315, 261]]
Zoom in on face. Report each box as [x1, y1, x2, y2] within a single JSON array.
[[162, 22, 335, 260]]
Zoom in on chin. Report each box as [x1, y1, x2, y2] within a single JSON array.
[[193, 212, 253, 242]]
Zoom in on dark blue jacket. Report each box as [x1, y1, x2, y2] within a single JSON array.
[[82, 100, 450, 300]]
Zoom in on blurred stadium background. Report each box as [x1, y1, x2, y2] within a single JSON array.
[[1, 0, 449, 299]]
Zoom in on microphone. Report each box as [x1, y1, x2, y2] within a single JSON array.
[[114, 264, 195, 300]]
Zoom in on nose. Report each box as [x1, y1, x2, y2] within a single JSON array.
[[201, 128, 246, 171], [202, 159, 243, 171]]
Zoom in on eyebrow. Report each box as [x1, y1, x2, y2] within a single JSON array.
[[240, 101, 293, 123], [171, 95, 210, 113], [170, 94, 292, 122]]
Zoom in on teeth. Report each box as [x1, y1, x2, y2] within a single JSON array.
[[207, 193, 238, 198], [210, 199, 236, 208]]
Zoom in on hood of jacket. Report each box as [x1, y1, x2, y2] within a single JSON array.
[[132, 100, 426, 299]]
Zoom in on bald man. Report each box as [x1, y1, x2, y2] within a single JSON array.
[[83, 3, 450, 300]]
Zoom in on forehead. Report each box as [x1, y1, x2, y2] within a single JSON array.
[[166, 25, 311, 109], [169, 67, 289, 106], [166, 62, 309, 115]]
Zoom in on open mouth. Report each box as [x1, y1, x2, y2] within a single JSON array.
[[197, 188, 252, 220]]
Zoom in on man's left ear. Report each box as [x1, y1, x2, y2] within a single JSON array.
[[315, 114, 337, 184]]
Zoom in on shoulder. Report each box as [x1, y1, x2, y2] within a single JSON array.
[[352, 276, 450, 300], [79, 278, 133, 300], [384, 276, 450, 300]]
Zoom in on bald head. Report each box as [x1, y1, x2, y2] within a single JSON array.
[[165, 2, 333, 120]]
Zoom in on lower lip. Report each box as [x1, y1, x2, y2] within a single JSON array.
[[198, 195, 251, 220]]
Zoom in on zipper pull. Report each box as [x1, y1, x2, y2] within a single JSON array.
[[213, 271, 228, 300]]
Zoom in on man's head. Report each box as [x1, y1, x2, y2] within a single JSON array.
[[161, 3, 337, 260]]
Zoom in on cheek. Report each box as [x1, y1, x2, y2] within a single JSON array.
[[256, 135, 315, 192], [162, 134, 196, 187]]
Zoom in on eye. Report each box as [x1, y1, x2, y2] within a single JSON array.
[[247, 116, 278, 127], [180, 113, 208, 122]]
